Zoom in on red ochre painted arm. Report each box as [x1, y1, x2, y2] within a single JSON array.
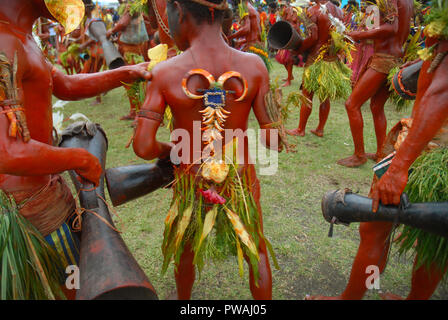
[[389, 64, 448, 174], [108, 11, 131, 35], [0, 115, 98, 178], [228, 16, 250, 40], [51, 63, 151, 101], [133, 77, 172, 160], [252, 59, 281, 152]]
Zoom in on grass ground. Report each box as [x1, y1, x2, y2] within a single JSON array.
[[58, 61, 447, 300]]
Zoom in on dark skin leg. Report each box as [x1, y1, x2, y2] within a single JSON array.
[[337, 68, 388, 167], [121, 83, 138, 120], [381, 260, 448, 300], [287, 87, 313, 137], [366, 85, 390, 161], [311, 98, 330, 137], [174, 243, 196, 300], [173, 238, 272, 300], [306, 220, 393, 300], [282, 61, 294, 87]]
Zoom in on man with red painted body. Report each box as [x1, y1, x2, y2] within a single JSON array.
[[132, 0, 281, 300], [0, 0, 151, 299], [337, 0, 413, 167], [287, 0, 348, 138], [227, 0, 262, 50], [275, 2, 302, 87], [307, 14, 448, 300]]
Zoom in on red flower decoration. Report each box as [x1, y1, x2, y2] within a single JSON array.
[[199, 188, 226, 205]]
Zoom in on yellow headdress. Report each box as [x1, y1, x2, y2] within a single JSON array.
[[44, 0, 85, 34]]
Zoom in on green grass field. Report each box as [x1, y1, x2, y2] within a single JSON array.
[[58, 61, 447, 300]]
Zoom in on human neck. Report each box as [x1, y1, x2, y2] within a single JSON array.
[[0, 0, 40, 34], [188, 21, 226, 50]]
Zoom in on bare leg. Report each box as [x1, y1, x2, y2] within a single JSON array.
[[245, 238, 272, 300], [282, 62, 294, 87], [246, 166, 272, 300], [366, 85, 390, 162], [311, 98, 330, 137], [287, 88, 313, 137], [174, 243, 196, 300], [337, 69, 388, 167], [307, 221, 394, 300], [121, 83, 138, 120], [381, 259, 448, 300]]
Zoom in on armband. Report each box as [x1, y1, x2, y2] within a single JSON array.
[[137, 110, 164, 122]]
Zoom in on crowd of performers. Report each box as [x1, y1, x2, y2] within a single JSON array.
[[0, 0, 447, 301]]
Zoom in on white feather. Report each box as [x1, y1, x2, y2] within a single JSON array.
[[69, 113, 90, 122]]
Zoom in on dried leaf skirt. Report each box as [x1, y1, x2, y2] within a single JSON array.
[[161, 165, 278, 285]]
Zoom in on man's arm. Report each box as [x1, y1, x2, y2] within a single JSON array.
[[348, 1, 399, 41], [371, 63, 448, 211], [252, 58, 282, 152], [228, 16, 250, 40], [0, 40, 101, 185], [106, 10, 131, 38], [0, 115, 101, 185], [51, 62, 152, 101], [294, 12, 319, 54], [133, 71, 172, 160]]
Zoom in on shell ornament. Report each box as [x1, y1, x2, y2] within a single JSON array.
[[182, 69, 248, 183]]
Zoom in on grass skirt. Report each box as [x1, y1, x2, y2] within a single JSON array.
[[0, 191, 66, 299], [161, 166, 278, 285], [396, 147, 448, 273], [302, 60, 352, 102]]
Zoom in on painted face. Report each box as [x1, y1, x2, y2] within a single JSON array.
[[44, 0, 85, 34]]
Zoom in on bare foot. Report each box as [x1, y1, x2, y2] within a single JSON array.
[[282, 80, 291, 87], [366, 153, 380, 162], [305, 294, 342, 300], [337, 155, 367, 167], [310, 129, 323, 137], [120, 113, 136, 121], [379, 292, 404, 300], [286, 128, 305, 137]]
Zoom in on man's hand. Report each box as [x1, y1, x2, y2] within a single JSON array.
[[127, 62, 153, 81], [371, 166, 408, 213], [74, 149, 102, 187], [346, 31, 361, 42], [400, 59, 421, 69]]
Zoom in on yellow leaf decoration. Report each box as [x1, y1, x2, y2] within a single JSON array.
[[225, 207, 259, 259], [147, 44, 168, 71], [236, 237, 245, 278], [197, 206, 218, 251], [164, 199, 179, 231], [44, 0, 85, 34], [174, 204, 193, 251]]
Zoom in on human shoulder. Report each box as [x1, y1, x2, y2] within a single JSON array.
[[0, 29, 28, 69], [147, 52, 189, 92], [233, 48, 268, 81]]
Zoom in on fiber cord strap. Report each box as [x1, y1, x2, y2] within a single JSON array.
[[137, 109, 164, 122]]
